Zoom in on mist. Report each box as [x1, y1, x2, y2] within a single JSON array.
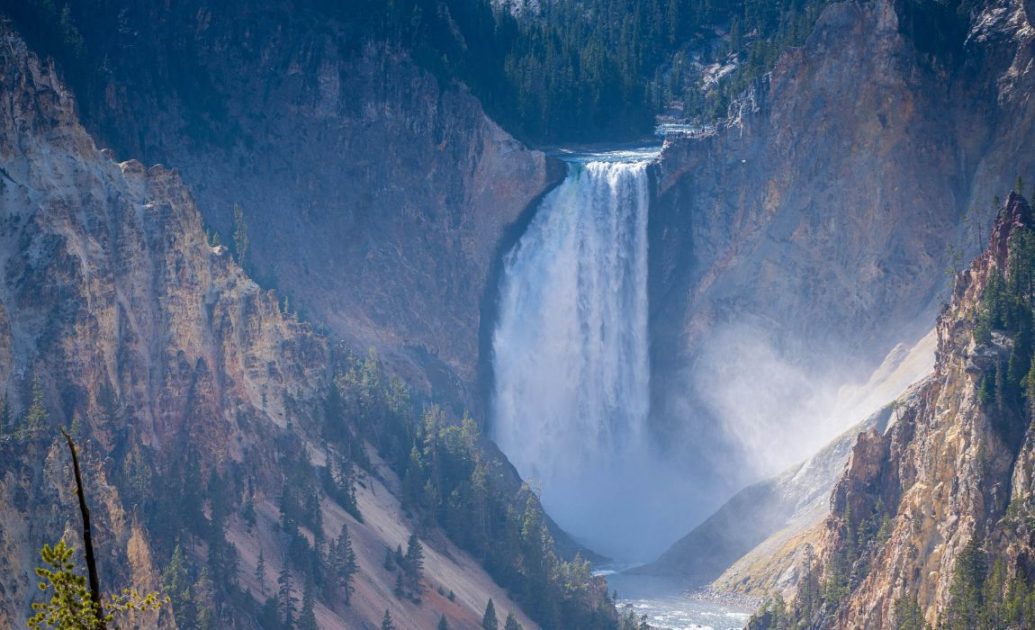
[[690, 324, 935, 482], [489, 151, 937, 563], [544, 321, 935, 563]]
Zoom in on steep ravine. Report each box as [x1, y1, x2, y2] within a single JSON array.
[[5, 1, 563, 417], [0, 24, 605, 629], [638, 328, 937, 592]]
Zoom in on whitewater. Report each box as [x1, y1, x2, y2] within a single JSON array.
[[491, 150, 654, 558]]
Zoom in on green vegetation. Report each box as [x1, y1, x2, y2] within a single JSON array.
[[328, 525, 358, 606], [232, 203, 249, 269], [346, 0, 838, 142], [893, 595, 927, 630], [28, 432, 166, 629], [26, 370, 46, 432], [9, 343, 612, 627], [297, 579, 317, 630], [751, 193, 1035, 630], [0, 395, 10, 435], [749, 494, 894, 628], [28, 539, 165, 630], [972, 195, 1035, 452], [618, 608, 652, 629], [319, 349, 614, 628], [937, 539, 1035, 629], [504, 611, 523, 630], [5, 0, 837, 145], [385, 533, 425, 602], [482, 598, 498, 630]]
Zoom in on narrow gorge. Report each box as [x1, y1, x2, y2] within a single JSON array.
[[8, 0, 1035, 628]]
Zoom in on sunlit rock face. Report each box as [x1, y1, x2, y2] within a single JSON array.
[[812, 193, 1035, 628], [0, 24, 544, 629], [0, 24, 325, 626]]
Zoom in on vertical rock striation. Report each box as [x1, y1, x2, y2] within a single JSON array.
[[797, 193, 1035, 628], [0, 24, 549, 629]]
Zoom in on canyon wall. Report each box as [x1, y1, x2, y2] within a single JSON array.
[[809, 192, 1035, 628], [647, 0, 1035, 515], [16, 1, 561, 415], [0, 25, 548, 628]]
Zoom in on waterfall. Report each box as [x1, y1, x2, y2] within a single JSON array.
[[491, 155, 653, 557]]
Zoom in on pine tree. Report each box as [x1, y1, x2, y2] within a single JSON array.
[[438, 614, 450, 630], [404, 533, 424, 592], [381, 609, 395, 630], [278, 566, 297, 628], [26, 370, 46, 431], [232, 202, 249, 266], [298, 578, 318, 630], [255, 550, 266, 594], [330, 525, 358, 605], [163, 544, 195, 627], [946, 539, 987, 628], [1024, 359, 1035, 418], [0, 395, 9, 435], [504, 612, 523, 630], [482, 598, 498, 630], [29, 433, 165, 629], [193, 568, 217, 630], [242, 493, 256, 531], [893, 595, 925, 630], [259, 597, 280, 628], [28, 539, 165, 629]]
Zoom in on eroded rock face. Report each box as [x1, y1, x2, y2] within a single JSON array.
[[647, 0, 1035, 504], [807, 193, 1035, 628], [0, 26, 542, 629], [45, 2, 560, 414], [0, 24, 328, 625]]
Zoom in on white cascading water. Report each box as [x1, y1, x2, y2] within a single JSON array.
[[492, 153, 653, 558]]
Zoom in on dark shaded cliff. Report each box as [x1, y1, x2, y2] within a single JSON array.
[[647, 0, 1035, 505], [4, 0, 562, 416]]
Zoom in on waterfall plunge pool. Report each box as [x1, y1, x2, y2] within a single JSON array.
[[603, 572, 754, 630], [489, 145, 757, 626]]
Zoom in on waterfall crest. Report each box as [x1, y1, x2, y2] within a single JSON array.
[[491, 156, 652, 556]]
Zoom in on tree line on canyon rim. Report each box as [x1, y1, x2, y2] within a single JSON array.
[[747, 188, 1035, 629], [5, 0, 972, 145], [4, 341, 651, 628]]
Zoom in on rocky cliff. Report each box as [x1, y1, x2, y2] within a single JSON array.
[[824, 191, 1035, 627], [648, 0, 1035, 519], [637, 328, 936, 593], [0, 24, 590, 629], [747, 192, 1035, 628], [6, 0, 561, 415]]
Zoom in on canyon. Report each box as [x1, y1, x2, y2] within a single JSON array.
[[6, 0, 1035, 628]]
